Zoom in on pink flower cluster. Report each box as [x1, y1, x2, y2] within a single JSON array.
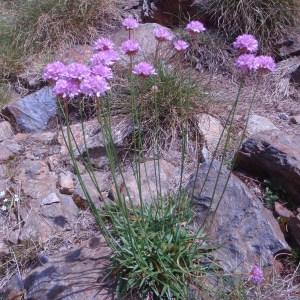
[[43, 39, 119, 98], [234, 35, 276, 73], [44, 18, 208, 95], [249, 265, 264, 285]]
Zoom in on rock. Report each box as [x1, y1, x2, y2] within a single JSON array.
[[73, 172, 111, 209], [3, 237, 112, 300], [278, 113, 289, 121], [274, 202, 294, 218], [288, 217, 300, 250], [58, 116, 133, 158], [111, 23, 175, 65], [3, 87, 57, 133], [278, 31, 300, 59], [117, 159, 179, 205], [20, 193, 79, 244], [0, 139, 23, 163], [197, 114, 224, 155], [290, 66, 300, 86], [246, 114, 278, 136], [186, 161, 289, 273], [0, 121, 14, 141], [235, 130, 300, 204], [290, 114, 300, 124], [58, 171, 74, 195], [41, 192, 61, 205]]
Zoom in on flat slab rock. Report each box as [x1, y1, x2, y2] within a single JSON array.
[[235, 130, 300, 204], [2, 237, 113, 300], [186, 161, 289, 273], [3, 87, 57, 133]]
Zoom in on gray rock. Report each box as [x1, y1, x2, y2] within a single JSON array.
[[111, 23, 175, 65], [41, 192, 61, 205], [235, 130, 300, 204], [3, 237, 112, 300], [246, 114, 278, 136], [20, 194, 79, 244], [59, 116, 133, 159], [0, 121, 14, 141], [186, 161, 289, 273], [197, 113, 224, 155], [117, 159, 179, 205], [0, 138, 23, 163], [73, 172, 110, 209], [3, 87, 57, 133], [278, 31, 300, 58]]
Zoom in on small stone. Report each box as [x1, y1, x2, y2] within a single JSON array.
[[278, 113, 289, 121], [290, 115, 300, 124], [275, 202, 294, 218], [247, 114, 278, 136], [0, 239, 10, 257], [41, 192, 61, 205], [0, 121, 14, 141], [58, 171, 74, 195]]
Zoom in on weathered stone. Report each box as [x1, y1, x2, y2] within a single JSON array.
[[58, 171, 74, 195], [197, 113, 224, 155], [290, 114, 300, 124], [41, 192, 61, 205], [9, 237, 113, 300], [0, 121, 14, 141], [0, 238, 9, 257], [20, 194, 79, 244], [278, 31, 300, 58], [0, 139, 23, 163], [3, 87, 57, 133], [59, 116, 133, 158], [235, 130, 300, 204], [186, 161, 289, 273], [111, 23, 175, 65], [118, 159, 179, 205], [73, 172, 110, 209], [246, 114, 278, 136]]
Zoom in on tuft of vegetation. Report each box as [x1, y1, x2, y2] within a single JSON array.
[[111, 64, 207, 152], [204, 0, 299, 51], [0, 0, 119, 81], [101, 194, 214, 299]]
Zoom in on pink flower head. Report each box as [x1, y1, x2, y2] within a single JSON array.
[[235, 54, 256, 72], [122, 16, 139, 30], [254, 55, 276, 73], [80, 75, 110, 97], [132, 62, 157, 77], [64, 63, 91, 80], [233, 34, 258, 54], [94, 38, 115, 51], [249, 265, 264, 285], [153, 26, 173, 42], [43, 61, 66, 81], [186, 21, 206, 34], [121, 39, 140, 56], [90, 50, 119, 66], [174, 40, 189, 52], [53, 79, 80, 99], [91, 64, 113, 80]]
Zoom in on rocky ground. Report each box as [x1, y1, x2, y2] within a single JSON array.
[[1, 1, 300, 299]]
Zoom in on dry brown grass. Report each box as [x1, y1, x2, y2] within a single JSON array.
[[204, 0, 300, 51]]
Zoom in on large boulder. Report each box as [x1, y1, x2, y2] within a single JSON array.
[[3, 87, 57, 133], [235, 130, 300, 204], [186, 161, 289, 273]]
